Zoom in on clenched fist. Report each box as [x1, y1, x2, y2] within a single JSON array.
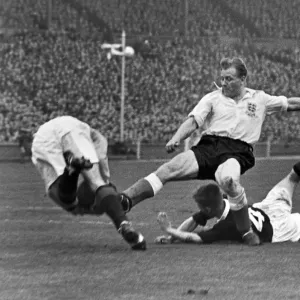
[[165, 139, 180, 153]]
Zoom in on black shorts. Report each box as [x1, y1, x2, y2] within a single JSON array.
[[191, 135, 255, 180]]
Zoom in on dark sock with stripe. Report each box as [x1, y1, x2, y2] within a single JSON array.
[[123, 178, 155, 208], [58, 168, 79, 204], [93, 185, 127, 229], [97, 194, 127, 229]]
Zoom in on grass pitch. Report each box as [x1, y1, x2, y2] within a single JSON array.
[[1, 159, 300, 300]]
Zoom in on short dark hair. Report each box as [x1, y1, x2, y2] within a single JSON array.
[[193, 182, 223, 207], [220, 57, 248, 79]]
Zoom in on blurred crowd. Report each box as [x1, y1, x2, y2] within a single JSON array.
[[0, 0, 299, 145]]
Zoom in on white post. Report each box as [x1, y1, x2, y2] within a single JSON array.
[[136, 139, 141, 160], [120, 30, 126, 142], [266, 136, 272, 158]]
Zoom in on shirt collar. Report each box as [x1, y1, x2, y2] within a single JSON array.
[[220, 87, 255, 101], [216, 199, 230, 223], [243, 88, 256, 99]]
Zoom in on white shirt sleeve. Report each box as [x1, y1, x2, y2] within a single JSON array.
[[262, 92, 288, 115], [188, 94, 213, 128]]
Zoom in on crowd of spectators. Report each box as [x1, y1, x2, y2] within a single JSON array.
[[76, 0, 300, 39], [3, 0, 298, 38], [0, 0, 299, 146], [224, 0, 300, 39]]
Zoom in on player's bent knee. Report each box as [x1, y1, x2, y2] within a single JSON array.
[[155, 162, 177, 183], [215, 158, 241, 184], [218, 175, 235, 194]]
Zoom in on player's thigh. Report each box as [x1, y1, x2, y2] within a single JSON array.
[[215, 158, 241, 185], [62, 131, 107, 192], [32, 138, 65, 192], [155, 150, 198, 183], [61, 130, 99, 164], [262, 184, 293, 209], [267, 171, 297, 203]]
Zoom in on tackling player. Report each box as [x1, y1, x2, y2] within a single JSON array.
[[120, 57, 300, 246], [155, 162, 300, 245], [31, 116, 146, 250]]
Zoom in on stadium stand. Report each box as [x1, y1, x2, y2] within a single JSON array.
[[0, 0, 299, 145]]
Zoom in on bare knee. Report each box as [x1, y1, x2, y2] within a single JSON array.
[[218, 175, 241, 197], [155, 161, 178, 184]]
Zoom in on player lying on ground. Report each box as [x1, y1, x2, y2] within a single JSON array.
[[121, 57, 300, 246], [31, 116, 146, 250], [155, 162, 300, 244]]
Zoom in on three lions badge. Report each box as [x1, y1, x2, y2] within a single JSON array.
[[246, 102, 257, 117]]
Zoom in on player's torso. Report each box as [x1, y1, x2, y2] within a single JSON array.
[[204, 90, 267, 144], [248, 206, 273, 243], [216, 207, 273, 243], [34, 116, 90, 141]]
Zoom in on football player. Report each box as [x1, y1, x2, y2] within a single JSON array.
[[121, 57, 300, 246], [155, 162, 300, 244], [31, 116, 146, 250]]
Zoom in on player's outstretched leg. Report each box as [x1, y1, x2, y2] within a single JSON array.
[[216, 159, 260, 246], [120, 174, 161, 213], [121, 151, 198, 212]]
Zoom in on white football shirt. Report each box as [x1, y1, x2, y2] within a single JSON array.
[[188, 88, 288, 145], [34, 116, 91, 140]]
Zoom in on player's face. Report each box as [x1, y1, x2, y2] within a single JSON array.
[[220, 67, 244, 99], [196, 202, 218, 218]]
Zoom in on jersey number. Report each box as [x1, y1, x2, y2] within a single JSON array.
[[249, 208, 265, 232]]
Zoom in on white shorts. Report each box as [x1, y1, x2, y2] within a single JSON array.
[[253, 186, 300, 243], [31, 119, 103, 192]]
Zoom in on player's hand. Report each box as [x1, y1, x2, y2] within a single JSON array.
[[157, 212, 172, 231], [154, 235, 172, 244], [165, 139, 180, 153]]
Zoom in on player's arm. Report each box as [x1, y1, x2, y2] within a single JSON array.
[[166, 117, 198, 153], [156, 212, 203, 244], [155, 216, 199, 244], [166, 95, 212, 153], [287, 97, 300, 111], [263, 92, 300, 113], [165, 228, 203, 243]]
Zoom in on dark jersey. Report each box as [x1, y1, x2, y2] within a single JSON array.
[[192, 205, 273, 244]]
